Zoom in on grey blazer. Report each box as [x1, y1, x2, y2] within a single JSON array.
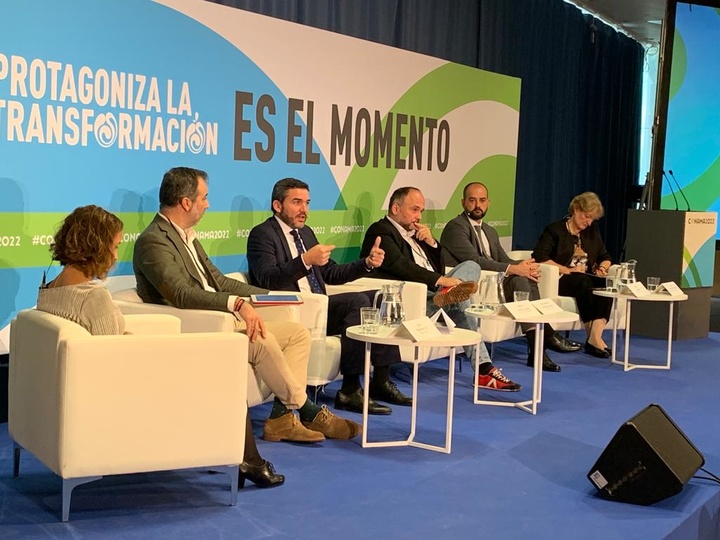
[[440, 213, 517, 272], [133, 214, 267, 311]]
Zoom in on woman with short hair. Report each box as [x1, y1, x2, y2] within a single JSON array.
[[532, 192, 613, 358]]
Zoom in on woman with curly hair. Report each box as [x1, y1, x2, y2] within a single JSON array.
[[37, 205, 125, 335], [37, 204, 285, 488]]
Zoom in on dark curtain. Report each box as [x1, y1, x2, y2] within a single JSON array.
[[476, 0, 643, 258], [210, 0, 643, 261]]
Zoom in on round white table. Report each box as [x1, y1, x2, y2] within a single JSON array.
[[346, 324, 481, 454], [465, 306, 579, 415], [593, 289, 688, 371]]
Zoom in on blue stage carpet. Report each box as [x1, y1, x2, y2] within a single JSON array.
[[1, 332, 720, 539]]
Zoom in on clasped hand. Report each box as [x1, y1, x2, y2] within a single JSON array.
[[512, 259, 541, 282]]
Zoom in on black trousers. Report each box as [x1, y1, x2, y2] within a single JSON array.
[[558, 273, 612, 323], [327, 291, 400, 375], [327, 290, 401, 376], [502, 274, 550, 335]]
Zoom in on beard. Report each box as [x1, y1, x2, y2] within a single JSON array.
[[467, 208, 486, 221]]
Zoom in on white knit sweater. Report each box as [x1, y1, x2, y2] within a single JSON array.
[[37, 281, 125, 335]]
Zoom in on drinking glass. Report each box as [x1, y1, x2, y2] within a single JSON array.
[[646, 276, 660, 292], [605, 276, 618, 292], [360, 307, 380, 334], [513, 291, 530, 302]]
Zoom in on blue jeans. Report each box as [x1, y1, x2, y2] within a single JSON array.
[[425, 260, 491, 365]]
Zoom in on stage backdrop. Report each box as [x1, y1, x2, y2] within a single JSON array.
[[661, 3, 720, 226], [0, 0, 520, 352]]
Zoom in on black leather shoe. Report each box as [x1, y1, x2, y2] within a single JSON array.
[[546, 333, 583, 353], [527, 351, 562, 372], [584, 341, 611, 359], [335, 387, 392, 415], [239, 460, 285, 489], [369, 379, 413, 406]]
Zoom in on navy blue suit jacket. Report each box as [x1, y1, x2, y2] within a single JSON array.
[[247, 216, 369, 291]]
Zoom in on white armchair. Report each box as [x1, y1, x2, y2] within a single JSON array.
[[476, 250, 626, 354], [506, 250, 626, 330], [226, 272, 340, 393], [112, 285, 281, 407], [230, 274, 428, 389], [322, 277, 428, 362], [9, 310, 248, 521]]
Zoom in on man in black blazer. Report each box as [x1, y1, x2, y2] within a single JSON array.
[[247, 178, 412, 415], [440, 182, 582, 372], [360, 186, 521, 392]]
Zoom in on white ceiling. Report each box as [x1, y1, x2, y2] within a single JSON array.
[[569, 0, 667, 46]]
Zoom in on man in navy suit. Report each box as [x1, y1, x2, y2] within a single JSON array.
[[440, 182, 582, 372], [247, 178, 412, 415]]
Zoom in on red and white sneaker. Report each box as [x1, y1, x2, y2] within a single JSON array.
[[477, 367, 521, 392]]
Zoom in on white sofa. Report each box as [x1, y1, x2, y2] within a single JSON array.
[[112, 273, 431, 401], [9, 310, 249, 521]]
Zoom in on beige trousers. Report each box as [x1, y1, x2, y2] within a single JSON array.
[[234, 319, 311, 409]]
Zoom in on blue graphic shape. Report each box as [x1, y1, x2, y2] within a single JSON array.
[[664, 6, 720, 194], [0, 0, 337, 212]]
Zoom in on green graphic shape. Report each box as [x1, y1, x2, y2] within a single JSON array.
[[682, 236, 715, 288], [332, 63, 520, 256], [669, 30, 687, 101], [338, 62, 521, 239], [661, 154, 720, 211]]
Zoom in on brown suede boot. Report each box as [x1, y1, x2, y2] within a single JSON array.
[[263, 412, 325, 443], [302, 405, 362, 440]]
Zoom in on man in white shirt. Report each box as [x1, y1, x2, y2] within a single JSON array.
[[133, 167, 361, 446], [360, 186, 521, 392], [247, 177, 412, 416]]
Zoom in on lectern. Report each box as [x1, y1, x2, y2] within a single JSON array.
[[624, 210, 717, 339]]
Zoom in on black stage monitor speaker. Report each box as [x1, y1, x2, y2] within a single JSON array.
[[587, 404, 705, 505]]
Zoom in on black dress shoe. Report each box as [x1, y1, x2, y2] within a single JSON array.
[[527, 351, 562, 372], [369, 379, 413, 406], [335, 387, 392, 415], [546, 333, 583, 353], [239, 460, 285, 489], [567, 337, 584, 349], [584, 341, 611, 359]]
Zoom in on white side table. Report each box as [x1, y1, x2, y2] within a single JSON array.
[[593, 290, 688, 371], [346, 325, 481, 454], [465, 307, 579, 415]]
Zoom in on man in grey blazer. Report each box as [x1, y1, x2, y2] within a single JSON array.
[[440, 182, 582, 372], [133, 167, 360, 447]]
